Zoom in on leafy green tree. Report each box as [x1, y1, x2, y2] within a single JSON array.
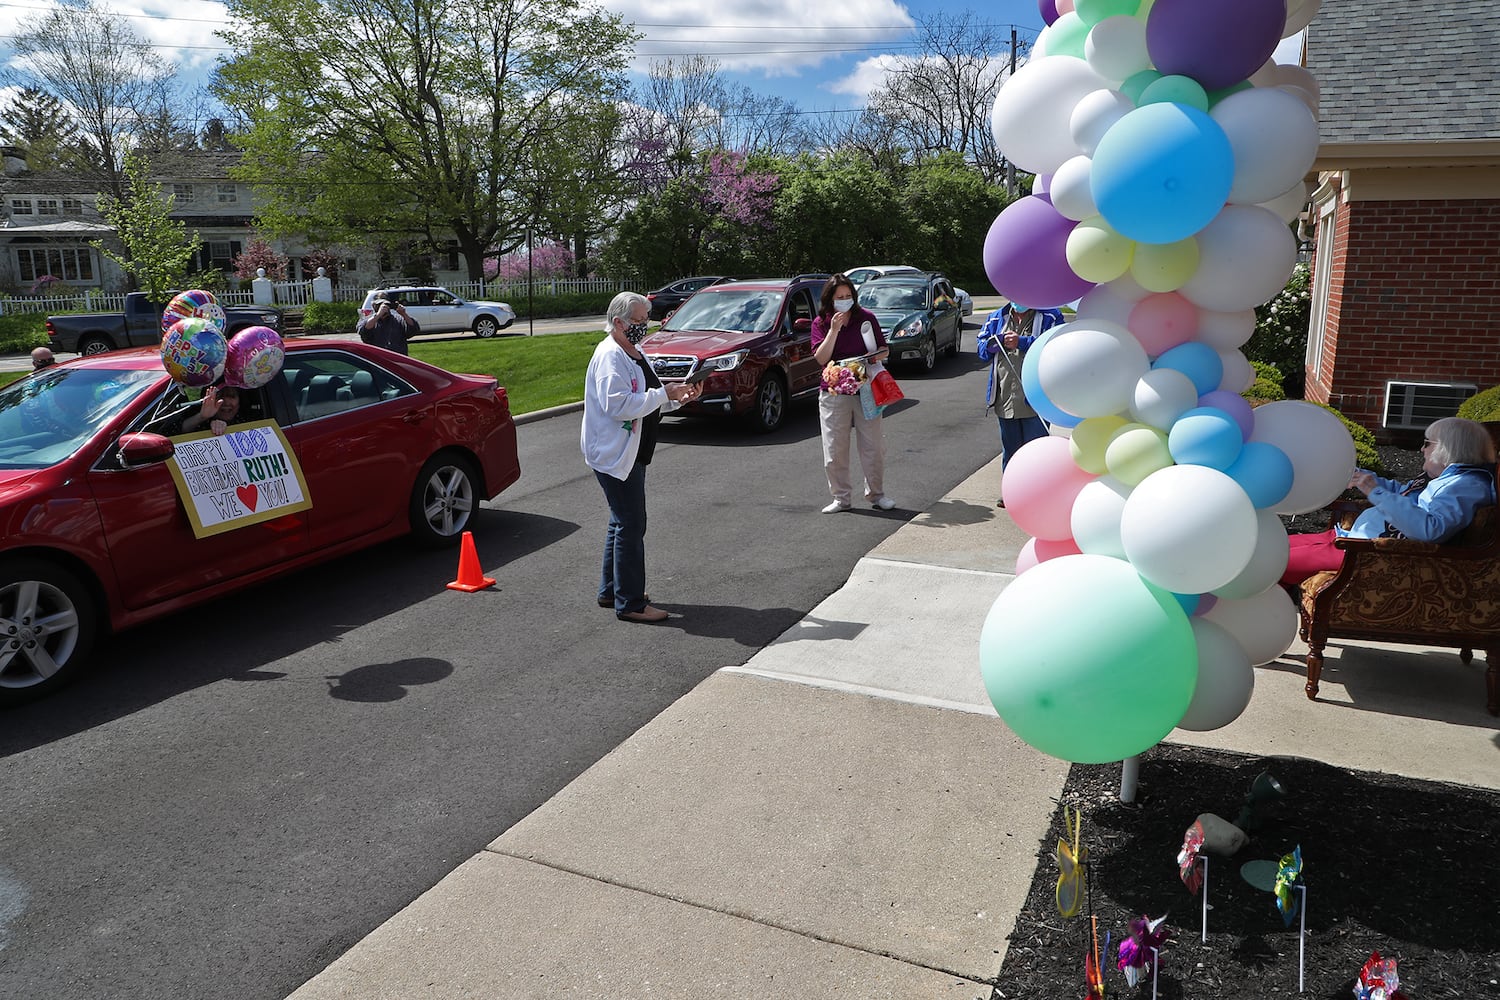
[[213, 0, 636, 281], [754, 154, 905, 275], [93, 153, 203, 303], [897, 152, 1012, 289], [0, 87, 81, 173]]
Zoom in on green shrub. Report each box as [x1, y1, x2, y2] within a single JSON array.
[[1316, 401, 1381, 474], [1457, 385, 1500, 422], [0, 312, 50, 353], [1243, 377, 1285, 402], [1245, 261, 1310, 397], [501, 290, 619, 320], [1250, 360, 1284, 392], [303, 301, 359, 334]]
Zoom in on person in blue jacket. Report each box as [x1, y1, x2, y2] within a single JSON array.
[[1281, 416, 1498, 585], [977, 302, 1064, 506]]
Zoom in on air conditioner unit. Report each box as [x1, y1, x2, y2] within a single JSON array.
[[1382, 381, 1476, 430]]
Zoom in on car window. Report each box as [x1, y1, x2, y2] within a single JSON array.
[[846, 269, 875, 287], [860, 285, 925, 312], [664, 289, 785, 333], [430, 290, 456, 305], [0, 367, 160, 469], [277, 352, 416, 422], [788, 289, 814, 325], [135, 381, 275, 436]]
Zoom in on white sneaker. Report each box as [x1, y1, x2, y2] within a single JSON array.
[[871, 496, 897, 511], [821, 500, 852, 513]]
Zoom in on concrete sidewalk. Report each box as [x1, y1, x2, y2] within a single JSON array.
[[285, 457, 1500, 999]]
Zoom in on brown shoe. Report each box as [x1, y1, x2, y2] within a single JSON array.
[[618, 605, 669, 624]]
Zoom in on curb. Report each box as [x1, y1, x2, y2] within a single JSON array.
[[514, 401, 583, 426]]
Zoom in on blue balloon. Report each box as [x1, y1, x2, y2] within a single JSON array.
[[1168, 406, 1243, 470], [1020, 325, 1084, 429], [1090, 102, 1234, 244], [1224, 440, 1294, 509], [1172, 591, 1202, 615], [1152, 342, 1223, 395]]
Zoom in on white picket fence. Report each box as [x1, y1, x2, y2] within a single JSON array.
[[1, 276, 639, 315]]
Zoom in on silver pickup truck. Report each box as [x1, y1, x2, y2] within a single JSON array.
[[46, 292, 283, 356]]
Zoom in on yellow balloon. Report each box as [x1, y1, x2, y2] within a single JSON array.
[[1067, 216, 1136, 283], [1132, 236, 1200, 293], [1070, 414, 1130, 474], [1105, 423, 1173, 486]]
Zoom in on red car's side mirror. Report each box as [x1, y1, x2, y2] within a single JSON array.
[[117, 431, 175, 467], [792, 318, 812, 334]]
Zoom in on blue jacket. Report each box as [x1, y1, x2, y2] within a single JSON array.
[[1344, 464, 1498, 542], [977, 305, 1063, 416]]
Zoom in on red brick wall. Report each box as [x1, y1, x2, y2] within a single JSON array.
[[1306, 198, 1500, 439]]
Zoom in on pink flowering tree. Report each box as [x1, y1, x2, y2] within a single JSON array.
[[705, 151, 777, 228], [232, 238, 289, 281], [487, 242, 576, 284]]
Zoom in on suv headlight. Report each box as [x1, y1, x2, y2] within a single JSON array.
[[893, 318, 924, 339], [701, 349, 750, 372]]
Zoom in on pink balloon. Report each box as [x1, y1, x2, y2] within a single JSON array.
[[1016, 536, 1083, 575], [1002, 435, 1099, 541], [1198, 389, 1254, 439], [1127, 293, 1197, 357], [983, 195, 1097, 310]]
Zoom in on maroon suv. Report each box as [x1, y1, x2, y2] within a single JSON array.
[[640, 274, 831, 433]]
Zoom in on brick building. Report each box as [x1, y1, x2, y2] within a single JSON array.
[[1302, 0, 1500, 442]]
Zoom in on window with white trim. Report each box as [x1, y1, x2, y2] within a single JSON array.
[[1305, 207, 1337, 384], [216, 183, 238, 204], [15, 246, 95, 282], [173, 184, 196, 204], [62, 198, 85, 216], [10, 199, 34, 216], [36, 199, 59, 216]]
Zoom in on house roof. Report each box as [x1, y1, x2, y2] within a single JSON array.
[[0, 220, 113, 235], [1308, 0, 1500, 147]]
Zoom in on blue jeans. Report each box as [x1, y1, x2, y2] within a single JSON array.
[[998, 415, 1047, 470], [596, 463, 649, 615]]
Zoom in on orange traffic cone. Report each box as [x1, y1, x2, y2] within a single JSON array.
[[446, 531, 496, 592]]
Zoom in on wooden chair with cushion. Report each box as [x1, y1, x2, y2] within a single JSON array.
[[1294, 420, 1500, 715]]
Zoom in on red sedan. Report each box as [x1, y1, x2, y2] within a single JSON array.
[[0, 340, 520, 706]]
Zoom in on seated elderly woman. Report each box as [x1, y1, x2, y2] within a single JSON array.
[[1281, 416, 1498, 586]]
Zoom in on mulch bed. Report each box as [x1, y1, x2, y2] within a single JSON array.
[[991, 743, 1500, 999], [992, 444, 1500, 999]]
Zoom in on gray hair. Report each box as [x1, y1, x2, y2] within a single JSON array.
[[1427, 417, 1497, 468], [605, 291, 649, 332]]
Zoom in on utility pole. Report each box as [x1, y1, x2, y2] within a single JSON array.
[[1006, 27, 1018, 197]]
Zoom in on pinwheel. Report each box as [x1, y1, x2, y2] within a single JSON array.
[[1177, 820, 1205, 894], [1056, 804, 1087, 917], [1117, 914, 1169, 987], [1273, 844, 1303, 926]]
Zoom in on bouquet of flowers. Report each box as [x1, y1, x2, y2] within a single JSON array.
[[821, 359, 866, 395]]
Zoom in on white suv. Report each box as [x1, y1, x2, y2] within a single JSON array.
[[360, 285, 517, 339]]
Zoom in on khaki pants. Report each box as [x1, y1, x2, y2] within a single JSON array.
[[819, 391, 885, 503]]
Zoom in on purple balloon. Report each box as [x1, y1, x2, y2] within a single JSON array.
[[1038, 0, 1059, 26], [983, 195, 1096, 309], [1199, 389, 1254, 439], [1146, 0, 1287, 91]]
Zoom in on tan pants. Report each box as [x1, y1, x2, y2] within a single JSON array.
[[819, 391, 886, 503]]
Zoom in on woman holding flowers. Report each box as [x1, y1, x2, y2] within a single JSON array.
[[811, 273, 895, 513]]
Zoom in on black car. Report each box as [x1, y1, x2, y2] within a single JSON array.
[[645, 276, 732, 321]]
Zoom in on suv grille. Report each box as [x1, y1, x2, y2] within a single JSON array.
[[648, 355, 698, 380]]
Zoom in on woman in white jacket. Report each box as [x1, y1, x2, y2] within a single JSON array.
[[581, 292, 701, 623]]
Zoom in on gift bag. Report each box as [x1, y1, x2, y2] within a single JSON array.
[[870, 366, 904, 407], [857, 380, 880, 420]]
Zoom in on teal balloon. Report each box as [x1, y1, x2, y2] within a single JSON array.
[[1152, 341, 1223, 395], [1048, 11, 1090, 58], [1020, 324, 1084, 429], [1120, 69, 1164, 104], [1075, 0, 1140, 25], [1139, 75, 1210, 112], [1224, 440, 1294, 508], [979, 554, 1198, 764], [1091, 102, 1234, 244], [1207, 80, 1255, 106], [1168, 405, 1244, 470]]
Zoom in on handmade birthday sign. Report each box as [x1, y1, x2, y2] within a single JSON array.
[[165, 420, 312, 537]]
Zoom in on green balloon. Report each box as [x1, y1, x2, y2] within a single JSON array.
[[1120, 69, 1163, 105], [979, 554, 1198, 764], [1208, 80, 1256, 106], [1105, 423, 1173, 485], [1139, 75, 1210, 112], [1048, 11, 1091, 59], [1074, 0, 1141, 26]]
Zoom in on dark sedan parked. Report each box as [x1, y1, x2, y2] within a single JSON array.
[[645, 276, 732, 321]]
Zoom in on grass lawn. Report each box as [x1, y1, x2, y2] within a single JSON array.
[[0, 329, 608, 413]]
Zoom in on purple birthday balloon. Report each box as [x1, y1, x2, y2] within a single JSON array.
[[983, 195, 1096, 310], [1146, 0, 1287, 91], [1038, 0, 1060, 26]]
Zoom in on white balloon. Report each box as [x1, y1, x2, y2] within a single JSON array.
[[1195, 308, 1257, 351], [1248, 59, 1280, 88], [1130, 367, 1199, 430], [1277, 84, 1319, 118], [1077, 278, 1148, 327], [1120, 465, 1258, 594], [1036, 319, 1150, 419], [1031, 26, 1052, 60], [1217, 349, 1255, 393], [1247, 400, 1357, 514], [1283, 0, 1322, 36], [1212, 88, 1321, 206], [1202, 585, 1299, 665], [1071, 476, 1132, 559], [1032, 171, 1052, 196], [1212, 509, 1290, 599], [1274, 64, 1321, 102], [1085, 15, 1150, 83], [1050, 154, 1098, 222], [991, 57, 1109, 174], [1070, 89, 1134, 158], [1179, 206, 1298, 312], [1177, 619, 1255, 731], [1259, 180, 1312, 224]]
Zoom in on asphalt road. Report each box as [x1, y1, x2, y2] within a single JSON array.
[[0, 319, 1004, 1000]]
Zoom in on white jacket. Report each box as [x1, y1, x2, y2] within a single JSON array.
[[580, 337, 682, 481]]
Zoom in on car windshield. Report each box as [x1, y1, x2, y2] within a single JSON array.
[[860, 285, 927, 312], [663, 289, 783, 333], [0, 367, 160, 469]]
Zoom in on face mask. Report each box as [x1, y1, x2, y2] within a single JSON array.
[[624, 320, 648, 344], [833, 298, 854, 313]]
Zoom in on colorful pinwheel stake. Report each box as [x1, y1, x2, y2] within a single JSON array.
[[1083, 914, 1106, 1000], [1056, 804, 1087, 918], [1354, 951, 1408, 1000], [1273, 845, 1304, 926], [1117, 914, 1169, 992], [1177, 821, 1205, 895]]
